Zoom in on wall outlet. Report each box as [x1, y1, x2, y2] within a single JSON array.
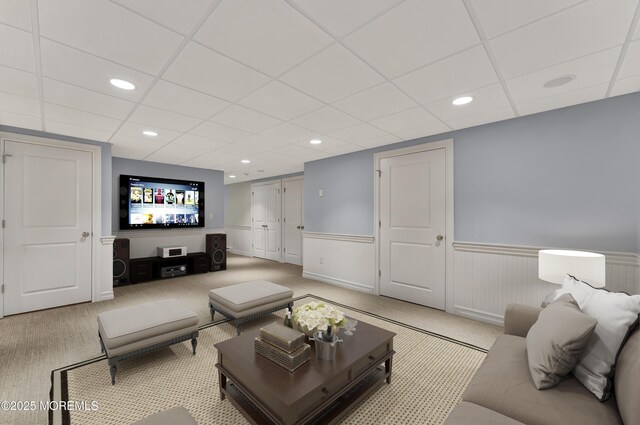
[[319, 189, 324, 197], [208, 213, 214, 219], [319, 256, 324, 264]]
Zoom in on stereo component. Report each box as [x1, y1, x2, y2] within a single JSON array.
[[158, 246, 187, 258], [206, 233, 227, 272], [160, 265, 187, 278], [113, 238, 130, 286]]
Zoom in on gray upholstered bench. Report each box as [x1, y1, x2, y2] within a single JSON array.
[[209, 280, 293, 335], [132, 406, 197, 425], [98, 299, 199, 384]]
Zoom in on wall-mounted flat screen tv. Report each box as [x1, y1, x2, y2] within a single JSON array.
[[120, 174, 205, 229]]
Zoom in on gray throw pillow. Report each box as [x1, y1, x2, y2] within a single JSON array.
[[526, 293, 598, 390]]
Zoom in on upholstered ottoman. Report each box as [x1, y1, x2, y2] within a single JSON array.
[[209, 280, 293, 335], [98, 299, 199, 384], [132, 406, 198, 425]]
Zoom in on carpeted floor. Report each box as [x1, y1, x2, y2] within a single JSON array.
[[0, 254, 502, 425], [52, 296, 487, 425]]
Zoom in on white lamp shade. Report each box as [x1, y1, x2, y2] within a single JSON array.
[[538, 249, 606, 287]]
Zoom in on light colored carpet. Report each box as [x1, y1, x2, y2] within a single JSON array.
[[0, 254, 501, 425], [54, 297, 487, 425]]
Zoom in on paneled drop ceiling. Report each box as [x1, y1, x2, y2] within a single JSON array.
[[1, 0, 639, 183]]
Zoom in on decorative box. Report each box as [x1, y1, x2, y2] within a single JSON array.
[[259, 323, 305, 353], [254, 337, 311, 372]]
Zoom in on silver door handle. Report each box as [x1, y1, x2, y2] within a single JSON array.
[[82, 231, 90, 237], [436, 235, 444, 241]]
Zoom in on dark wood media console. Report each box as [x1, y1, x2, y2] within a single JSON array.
[[129, 252, 210, 283]]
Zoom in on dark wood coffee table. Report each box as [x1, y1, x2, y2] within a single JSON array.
[[215, 320, 395, 425]]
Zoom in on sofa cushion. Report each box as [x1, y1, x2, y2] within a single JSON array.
[[444, 401, 525, 425], [550, 276, 640, 400], [615, 326, 640, 425], [463, 335, 622, 425], [526, 293, 598, 389]]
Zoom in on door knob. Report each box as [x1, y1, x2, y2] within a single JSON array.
[[82, 231, 90, 237], [436, 235, 444, 241], [301, 226, 304, 230], [296, 225, 300, 229]]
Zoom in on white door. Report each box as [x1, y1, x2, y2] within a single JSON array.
[[251, 187, 266, 258], [251, 182, 281, 261], [264, 183, 281, 262], [379, 148, 447, 309], [283, 179, 303, 265], [4, 140, 93, 315]]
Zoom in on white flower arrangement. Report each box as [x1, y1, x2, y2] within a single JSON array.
[[292, 302, 347, 336]]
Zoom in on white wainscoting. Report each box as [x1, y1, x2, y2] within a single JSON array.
[[225, 226, 252, 257], [452, 242, 640, 325], [302, 232, 376, 294], [98, 236, 115, 302], [115, 228, 225, 258]]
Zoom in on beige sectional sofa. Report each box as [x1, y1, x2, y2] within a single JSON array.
[[445, 304, 639, 425]]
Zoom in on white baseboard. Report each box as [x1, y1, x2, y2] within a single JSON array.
[[452, 305, 505, 326], [99, 291, 114, 301], [302, 271, 375, 294], [229, 248, 252, 257]]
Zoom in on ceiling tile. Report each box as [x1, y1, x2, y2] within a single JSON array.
[[0, 0, 32, 31], [280, 44, 384, 103], [470, 0, 584, 38], [38, 0, 183, 74], [446, 106, 515, 130], [164, 42, 270, 101], [611, 75, 640, 97], [394, 126, 447, 142], [370, 107, 449, 136], [210, 105, 281, 133], [239, 81, 322, 120], [129, 105, 201, 133], [333, 82, 417, 121], [329, 122, 392, 144], [196, 0, 332, 77], [45, 120, 113, 142], [0, 24, 35, 72], [110, 133, 166, 151], [190, 121, 251, 142], [236, 135, 289, 152], [425, 83, 511, 122], [394, 45, 498, 105], [618, 40, 640, 80], [490, 0, 635, 78], [40, 39, 153, 102], [0, 65, 38, 98], [291, 0, 403, 38], [118, 122, 182, 142], [260, 123, 318, 143], [269, 144, 326, 161], [43, 78, 135, 120], [44, 103, 121, 132], [172, 133, 226, 151], [635, 21, 640, 40], [0, 92, 40, 117], [249, 151, 300, 165], [213, 144, 257, 158], [518, 83, 608, 116], [0, 110, 41, 130], [145, 142, 209, 164], [295, 136, 358, 153], [181, 150, 239, 169], [144, 80, 229, 120], [111, 144, 153, 160], [291, 106, 360, 134], [110, 0, 216, 35], [354, 134, 402, 148], [343, 0, 480, 78], [506, 47, 621, 103]]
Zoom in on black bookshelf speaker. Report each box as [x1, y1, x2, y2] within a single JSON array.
[[206, 233, 227, 272], [113, 238, 130, 285]]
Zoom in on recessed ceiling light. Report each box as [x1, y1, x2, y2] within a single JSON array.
[[142, 130, 158, 137], [109, 78, 135, 90], [241, 159, 251, 164], [229, 175, 236, 178], [543, 75, 576, 88], [310, 139, 322, 145], [452, 96, 473, 106]]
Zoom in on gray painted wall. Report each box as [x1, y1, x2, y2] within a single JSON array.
[[304, 92, 640, 253], [0, 125, 113, 236], [112, 157, 224, 231], [225, 181, 251, 227]]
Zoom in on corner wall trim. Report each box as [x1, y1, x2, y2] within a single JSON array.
[[302, 271, 375, 294]]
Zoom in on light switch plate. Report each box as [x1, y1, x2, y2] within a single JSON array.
[[319, 189, 324, 197]]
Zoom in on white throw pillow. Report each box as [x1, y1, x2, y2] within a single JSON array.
[[549, 275, 640, 400]]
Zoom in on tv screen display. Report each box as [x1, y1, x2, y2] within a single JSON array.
[[120, 174, 205, 229]]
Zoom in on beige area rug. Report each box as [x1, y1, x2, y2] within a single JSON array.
[[50, 296, 486, 425]]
